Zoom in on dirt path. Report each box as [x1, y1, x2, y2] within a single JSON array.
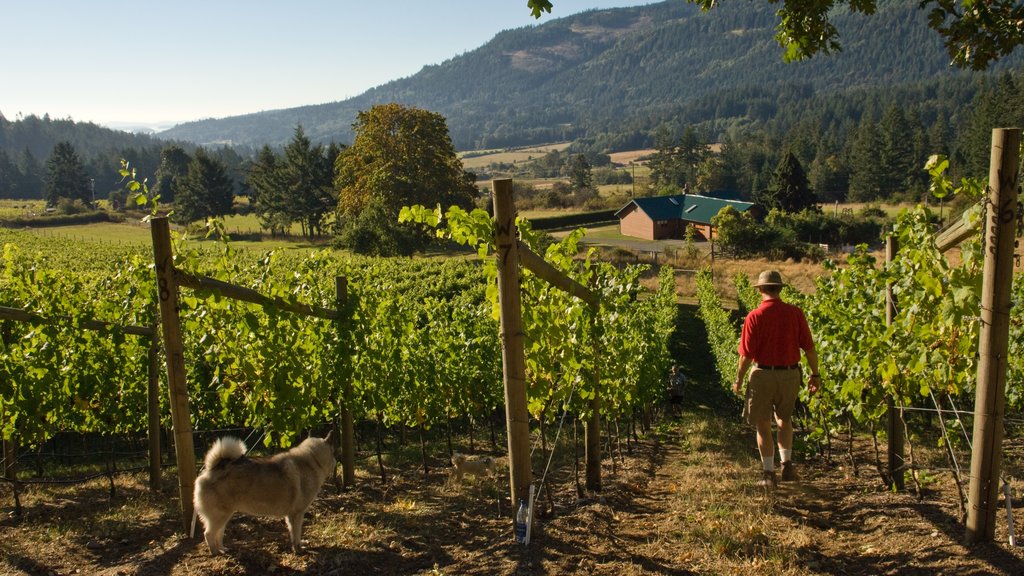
[[514, 413, 1024, 576]]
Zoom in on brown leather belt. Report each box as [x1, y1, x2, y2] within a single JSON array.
[[756, 364, 800, 370]]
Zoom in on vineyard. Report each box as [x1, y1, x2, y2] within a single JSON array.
[[0, 202, 676, 503], [3, 151, 1024, 572], [697, 193, 1024, 525]]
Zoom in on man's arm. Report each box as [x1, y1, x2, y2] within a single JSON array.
[[733, 355, 754, 395], [804, 347, 820, 394]]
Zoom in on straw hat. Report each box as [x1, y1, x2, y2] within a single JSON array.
[[753, 270, 785, 288]]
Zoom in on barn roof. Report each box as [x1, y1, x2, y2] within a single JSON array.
[[614, 193, 754, 225]]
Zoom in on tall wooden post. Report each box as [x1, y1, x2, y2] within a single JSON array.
[[885, 233, 905, 490], [147, 331, 162, 491], [150, 217, 197, 532], [337, 276, 356, 488], [492, 178, 532, 507], [2, 321, 20, 516], [965, 127, 1020, 545], [585, 314, 601, 492]]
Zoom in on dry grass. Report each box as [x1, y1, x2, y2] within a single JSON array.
[[3, 392, 1022, 575], [607, 149, 655, 165], [460, 143, 573, 170], [0, 199, 46, 218]]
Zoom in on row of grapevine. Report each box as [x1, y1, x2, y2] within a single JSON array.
[[695, 201, 1024, 459], [0, 215, 676, 463], [694, 269, 740, 394], [402, 204, 677, 430]]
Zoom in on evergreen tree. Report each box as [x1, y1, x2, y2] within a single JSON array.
[[808, 128, 848, 203], [646, 126, 680, 191], [0, 149, 16, 199], [568, 153, 593, 192], [758, 152, 817, 213], [847, 118, 883, 202], [173, 148, 234, 224], [959, 73, 1019, 178], [877, 104, 917, 198], [676, 125, 707, 189], [280, 125, 334, 238], [16, 148, 43, 200], [44, 141, 91, 207], [248, 145, 289, 235], [153, 145, 191, 204], [648, 125, 709, 193]]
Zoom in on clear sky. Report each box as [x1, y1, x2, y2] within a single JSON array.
[[3, 1, 652, 130]]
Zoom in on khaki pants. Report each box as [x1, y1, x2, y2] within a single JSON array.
[[744, 367, 800, 425]]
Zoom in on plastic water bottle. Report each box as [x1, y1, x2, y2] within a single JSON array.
[[515, 498, 529, 544]]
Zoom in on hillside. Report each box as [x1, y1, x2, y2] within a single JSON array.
[[157, 0, 1019, 150]]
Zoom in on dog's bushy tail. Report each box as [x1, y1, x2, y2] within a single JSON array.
[[204, 436, 247, 469]]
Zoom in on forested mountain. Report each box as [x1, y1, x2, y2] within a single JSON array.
[[3, 0, 1023, 204], [0, 113, 246, 201], [158, 0, 1021, 151]]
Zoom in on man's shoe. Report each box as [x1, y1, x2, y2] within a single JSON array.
[[757, 470, 777, 488], [780, 461, 798, 482]]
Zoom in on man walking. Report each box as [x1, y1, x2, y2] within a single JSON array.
[[733, 270, 820, 487]]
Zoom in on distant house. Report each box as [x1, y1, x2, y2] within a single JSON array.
[[614, 193, 757, 241]]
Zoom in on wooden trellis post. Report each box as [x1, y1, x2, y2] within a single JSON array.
[[885, 233, 905, 491], [337, 276, 356, 488], [150, 217, 197, 532], [493, 178, 604, 507], [492, 178, 532, 507], [965, 127, 1020, 545], [147, 330, 162, 491], [1, 321, 19, 516]]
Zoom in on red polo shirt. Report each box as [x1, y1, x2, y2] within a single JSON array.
[[738, 298, 813, 366]]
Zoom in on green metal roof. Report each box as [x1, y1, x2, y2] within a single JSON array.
[[614, 193, 753, 225]]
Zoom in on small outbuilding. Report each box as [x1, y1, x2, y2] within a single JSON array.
[[614, 193, 757, 241]]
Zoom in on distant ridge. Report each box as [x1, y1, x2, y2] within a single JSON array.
[[157, 0, 1019, 150]]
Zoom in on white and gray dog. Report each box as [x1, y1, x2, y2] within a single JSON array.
[[192, 433, 335, 555]]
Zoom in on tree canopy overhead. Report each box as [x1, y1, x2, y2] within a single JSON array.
[[528, 0, 1024, 70]]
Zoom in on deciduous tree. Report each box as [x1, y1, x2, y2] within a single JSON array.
[[334, 103, 477, 255]]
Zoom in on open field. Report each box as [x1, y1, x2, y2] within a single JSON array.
[[607, 149, 655, 165], [0, 200, 47, 218], [460, 143, 573, 171]]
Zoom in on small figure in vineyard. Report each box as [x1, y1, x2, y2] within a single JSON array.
[[666, 364, 687, 416], [733, 270, 820, 488]]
